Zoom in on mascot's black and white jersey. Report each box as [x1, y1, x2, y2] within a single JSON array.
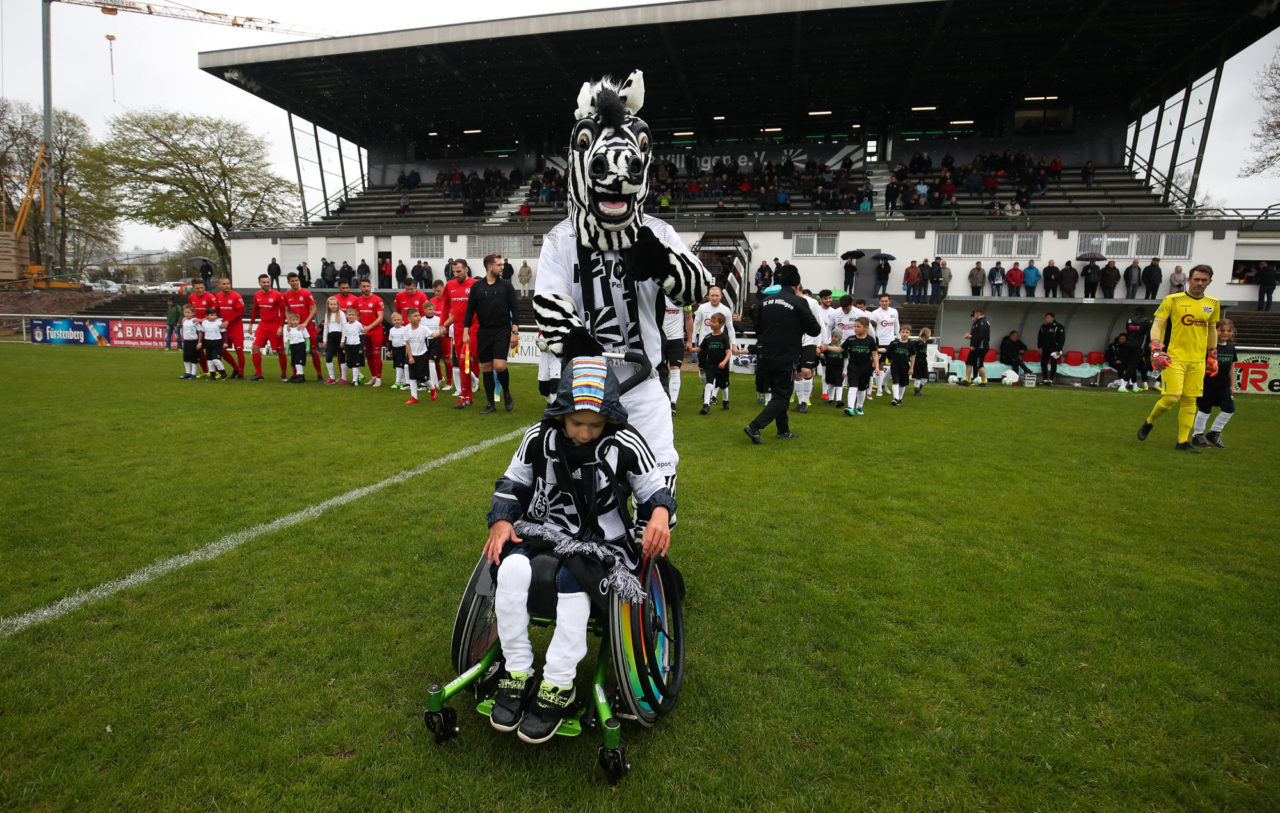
[[534, 69, 721, 482]]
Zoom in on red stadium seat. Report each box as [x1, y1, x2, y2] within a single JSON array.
[[1064, 351, 1084, 366], [958, 347, 971, 362], [1024, 349, 1041, 362], [941, 346, 956, 359], [1086, 351, 1105, 366], [984, 349, 997, 363]]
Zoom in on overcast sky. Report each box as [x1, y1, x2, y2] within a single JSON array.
[[1, 0, 1277, 250]]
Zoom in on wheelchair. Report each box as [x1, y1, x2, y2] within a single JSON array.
[[424, 549, 685, 784]]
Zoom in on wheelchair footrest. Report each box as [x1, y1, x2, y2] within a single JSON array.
[[476, 698, 584, 737]]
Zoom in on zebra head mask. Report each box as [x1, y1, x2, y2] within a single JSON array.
[[568, 70, 651, 252]]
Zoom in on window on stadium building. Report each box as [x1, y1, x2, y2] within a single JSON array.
[[793, 232, 838, 257], [410, 235, 444, 257], [1077, 232, 1193, 260], [933, 232, 1041, 258], [474, 235, 539, 260]]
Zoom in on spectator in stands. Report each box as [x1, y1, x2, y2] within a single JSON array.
[[968, 261, 985, 296], [398, 194, 410, 216], [396, 260, 409, 288], [320, 258, 336, 288], [842, 255, 857, 293], [1256, 261, 1275, 311], [296, 261, 312, 289], [1014, 185, 1032, 210], [1032, 170, 1050, 196], [395, 170, 408, 191], [518, 261, 533, 298], [267, 257, 281, 290], [1056, 262, 1077, 297], [1037, 312, 1065, 385], [517, 201, 531, 222], [1100, 261, 1120, 299], [406, 169, 421, 190], [902, 261, 923, 304], [982, 172, 1000, 201], [999, 330, 1032, 377], [874, 259, 891, 297], [1081, 161, 1096, 188], [1023, 260, 1040, 297], [379, 258, 392, 287], [415, 261, 432, 289], [1124, 260, 1142, 299], [1142, 258, 1163, 300], [200, 259, 215, 290], [1168, 265, 1187, 294], [1042, 260, 1060, 297], [988, 262, 1006, 297], [1081, 260, 1100, 298], [1048, 156, 1063, 181], [341, 261, 357, 286], [928, 258, 943, 304], [885, 179, 901, 212], [1006, 263, 1024, 297]]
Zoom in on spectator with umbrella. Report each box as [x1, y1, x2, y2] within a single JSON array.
[[873, 253, 894, 297], [841, 250, 864, 292]]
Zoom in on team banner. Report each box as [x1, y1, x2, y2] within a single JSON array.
[[1236, 352, 1280, 395], [109, 319, 168, 348], [30, 318, 111, 346]]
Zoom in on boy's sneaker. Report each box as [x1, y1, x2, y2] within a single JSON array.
[[441, 382, 452, 391], [699, 404, 710, 415], [371, 378, 381, 388], [517, 681, 575, 744], [710, 394, 717, 405], [856, 408, 864, 415], [290, 374, 305, 383], [490, 670, 534, 733], [891, 399, 901, 406], [280, 375, 289, 382], [324, 378, 337, 385], [1206, 431, 1226, 449], [389, 382, 402, 390], [1191, 433, 1211, 448], [843, 406, 856, 416], [796, 402, 808, 413], [337, 379, 348, 386], [722, 399, 729, 411], [249, 374, 264, 381]]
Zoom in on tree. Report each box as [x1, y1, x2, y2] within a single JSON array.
[[93, 110, 299, 275], [1241, 44, 1280, 177], [0, 98, 120, 276]]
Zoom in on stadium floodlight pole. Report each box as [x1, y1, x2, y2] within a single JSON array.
[[41, 0, 55, 290], [287, 112, 308, 223], [313, 123, 329, 217], [1186, 46, 1226, 212], [1163, 78, 1193, 207]]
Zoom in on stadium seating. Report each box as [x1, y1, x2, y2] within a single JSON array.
[[940, 346, 956, 359], [1064, 351, 1085, 366], [1024, 349, 1041, 362]]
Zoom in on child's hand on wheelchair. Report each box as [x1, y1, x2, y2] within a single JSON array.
[[484, 521, 522, 564], [640, 508, 671, 557]]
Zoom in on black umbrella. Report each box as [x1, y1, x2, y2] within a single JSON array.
[[1076, 252, 1106, 262], [872, 252, 896, 260], [186, 256, 218, 267], [840, 250, 865, 260]]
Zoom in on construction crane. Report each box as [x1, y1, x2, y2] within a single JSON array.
[[54, 0, 328, 38]]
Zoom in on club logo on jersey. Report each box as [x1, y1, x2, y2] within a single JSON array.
[[528, 480, 549, 520], [1180, 314, 1208, 327]]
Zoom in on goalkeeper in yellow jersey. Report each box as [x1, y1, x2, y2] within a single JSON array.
[[1137, 265, 1220, 453]]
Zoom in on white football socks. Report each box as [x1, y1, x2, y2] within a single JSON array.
[[668, 372, 681, 404], [543, 592, 591, 688], [494, 555, 534, 676], [1211, 411, 1233, 432]]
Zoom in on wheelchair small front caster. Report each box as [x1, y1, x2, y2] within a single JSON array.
[[598, 745, 629, 786], [424, 707, 458, 744]]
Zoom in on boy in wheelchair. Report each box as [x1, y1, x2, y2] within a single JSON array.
[[482, 356, 675, 744]]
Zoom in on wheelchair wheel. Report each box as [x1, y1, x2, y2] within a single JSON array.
[[450, 555, 500, 681], [608, 556, 685, 726]]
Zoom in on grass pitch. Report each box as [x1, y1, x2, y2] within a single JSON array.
[[1, 344, 1278, 810]]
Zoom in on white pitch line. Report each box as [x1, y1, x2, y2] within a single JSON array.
[[0, 428, 526, 640]]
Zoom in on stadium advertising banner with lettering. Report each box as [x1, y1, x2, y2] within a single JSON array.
[[109, 319, 167, 348], [30, 318, 110, 346], [1235, 354, 1280, 395]]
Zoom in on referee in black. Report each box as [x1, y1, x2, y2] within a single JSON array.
[[463, 253, 521, 413], [744, 264, 821, 444]]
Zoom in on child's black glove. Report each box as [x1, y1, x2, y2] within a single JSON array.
[[562, 326, 604, 360]]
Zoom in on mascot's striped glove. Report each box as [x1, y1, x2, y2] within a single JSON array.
[[1150, 341, 1171, 372], [1205, 347, 1219, 376]]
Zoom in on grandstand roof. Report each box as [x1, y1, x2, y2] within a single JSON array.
[[199, 0, 1280, 156]]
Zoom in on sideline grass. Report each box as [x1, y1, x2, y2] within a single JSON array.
[[1, 343, 1278, 810]]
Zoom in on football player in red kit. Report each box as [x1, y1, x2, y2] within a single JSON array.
[[213, 277, 246, 379], [440, 259, 479, 407], [355, 279, 387, 386], [249, 273, 289, 380], [283, 271, 324, 381]]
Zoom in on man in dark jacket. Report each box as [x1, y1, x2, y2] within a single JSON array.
[[1043, 260, 1061, 298], [1258, 260, 1276, 311], [1141, 258, 1163, 300], [266, 258, 281, 290], [1100, 261, 1120, 299], [962, 309, 991, 386], [1123, 260, 1142, 299], [744, 264, 821, 444], [928, 258, 944, 303], [396, 260, 409, 287], [1036, 312, 1065, 385], [1081, 261, 1101, 297]]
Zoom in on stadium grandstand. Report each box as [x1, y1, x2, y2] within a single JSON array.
[[198, 0, 1280, 355]]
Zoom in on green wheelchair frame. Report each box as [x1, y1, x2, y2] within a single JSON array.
[[424, 550, 685, 785]]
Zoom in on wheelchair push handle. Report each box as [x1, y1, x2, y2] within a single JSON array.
[[601, 350, 652, 396]]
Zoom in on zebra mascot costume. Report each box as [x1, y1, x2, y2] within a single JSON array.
[[533, 69, 722, 502]]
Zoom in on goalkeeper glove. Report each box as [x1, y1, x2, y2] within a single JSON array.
[[1150, 341, 1171, 372], [1205, 347, 1219, 376]]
